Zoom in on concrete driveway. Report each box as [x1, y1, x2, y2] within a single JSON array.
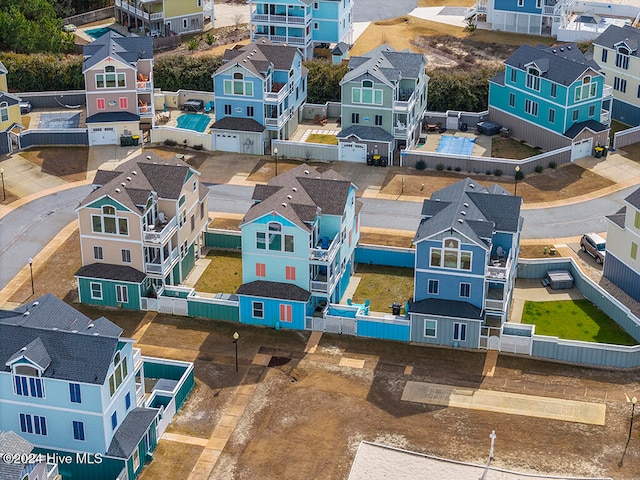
[[353, 0, 417, 22]]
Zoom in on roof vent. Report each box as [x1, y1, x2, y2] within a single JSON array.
[[52, 327, 58, 331], [121, 182, 126, 187], [461, 211, 466, 216], [126, 177, 132, 181], [567, 45, 572, 50], [457, 219, 464, 224], [32, 301, 39, 307], [469, 183, 475, 188], [88, 323, 95, 329], [435, 198, 440, 202], [287, 195, 292, 199], [463, 203, 469, 207], [132, 170, 137, 175], [20, 346, 27, 352], [559, 47, 564, 52], [115, 188, 121, 193], [304, 170, 310, 175], [23, 311, 30, 316], [146, 156, 151, 160], [292, 187, 297, 192], [281, 203, 287, 207], [552, 49, 556, 53], [72, 330, 78, 333]]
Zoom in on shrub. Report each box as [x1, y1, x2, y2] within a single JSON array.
[[446, 166, 452, 171], [534, 165, 544, 173], [486, 170, 492, 175], [454, 166, 461, 172], [164, 139, 178, 146], [415, 160, 426, 170], [187, 39, 199, 51], [549, 161, 557, 169], [193, 144, 204, 150], [493, 169, 503, 177], [205, 32, 216, 45], [515, 170, 525, 181], [436, 163, 444, 171]]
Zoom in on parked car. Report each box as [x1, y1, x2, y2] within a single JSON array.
[[19, 101, 32, 114], [149, 29, 162, 38], [580, 233, 606, 264]]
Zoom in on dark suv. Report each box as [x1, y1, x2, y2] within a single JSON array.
[[580, 233, 606, 264]]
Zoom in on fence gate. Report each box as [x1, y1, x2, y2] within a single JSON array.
[[157, 296, 188, 316]]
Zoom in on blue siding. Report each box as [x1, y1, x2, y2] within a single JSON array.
[[409, 314, 481, 348], [358, 317, 410, 341], [494, 0, 541, 13], [355, 245, 415, 267], [239, 296, 307, 330], [603, 253, 640, 302], [611, 98, 640, 127], [532, 337, 640, 369]]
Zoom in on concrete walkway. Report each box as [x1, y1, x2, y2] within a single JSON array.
[[401, 381, 607, 425]]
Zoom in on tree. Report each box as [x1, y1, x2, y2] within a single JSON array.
[[304, 60, 348, 104], [52, 0, 75, 18], [426, 66, 502, 112], [154, 54, 223, 92]]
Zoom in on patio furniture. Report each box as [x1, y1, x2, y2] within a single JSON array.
[[425, 122, 441, 132], [204, 101, 214, 113]]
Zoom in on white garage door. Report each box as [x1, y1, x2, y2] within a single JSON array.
[[571, 138, 592, 161], [339, 142, 367, 162], [89, 127, 117, 146], [215, 133, 240, 153]]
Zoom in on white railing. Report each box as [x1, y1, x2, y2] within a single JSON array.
[[603, 84, 613, 98], [485, 255, 512, 280], [254, 34, 306, 46], [485, 298, 505, 311], [543, 5, 555, 14], [143, 216, 177, 244], [118, 1, 149, 20], [145, 247, 178, 274], [251, 13, 308, 24], [135, 381, 145, 406], [133, 347, 143, 371], [150, 12, 163, 20], [310, 271, 339, 294], [394, 126, 407, 136], [264, 113, 287, 127], [265, 86, 288, 103], [46, 463, 59, 480], [137, 81, 152, 92], [394, 90, 417, 113], [138, 106, 153, 116], [310, 235, 340, 262], [600, 109, 610, 125]]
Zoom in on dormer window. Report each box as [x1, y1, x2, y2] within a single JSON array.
[[96, 65, 126, 89], [574, 75, 597, 102], [526, 67, 541, 91], [224, 72, 254, 96], [429, 238, 472, 270], [615, 46, 630, 70], [13, 365, 44, 398]]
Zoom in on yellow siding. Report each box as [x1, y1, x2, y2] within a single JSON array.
[[164, 0, 202, 18], [0, 74, 7, 92], [0, 104, 21, 130]]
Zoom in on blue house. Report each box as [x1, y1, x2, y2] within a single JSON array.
[[237, 164, 361, 329], [0, 294, 194, 480], [474, 0, 572, 37], [489, 43, 611, 158], [212, 39, 308, 152], [249, 0, 353, 60], [409, 178, 523, 350]]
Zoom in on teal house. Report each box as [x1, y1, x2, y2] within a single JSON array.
[[75, 151, 209, 309], [237, 164, 361, 329], [488, 43, 611, 158], [0, 294, 194, 480]]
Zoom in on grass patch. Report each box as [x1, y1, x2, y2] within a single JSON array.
[[521, 300, 637, 345], [193, 250, 242, 294], [491, 137, 541, 160], [306, 133, 338, 145], [352, 264, 414, 314]]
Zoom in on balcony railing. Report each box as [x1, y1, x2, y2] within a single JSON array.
[[150, 12, 163, 20], [485, 298, 505, 311], [116, 0, 151, 20], [144, 216, 177, 244], [265, 85, 288, 103], [264, 113, 288, 127], [485, 256, 512, 280], [253, 34, 307, 46], [145, 247, 179, 275], [138, 106, 153, 117], [135, 381, 145, 406], [394, 126, 407, 136], [310, 270, 339, 294], [603, 84, 613, 98], [394, 89, 417, 113], [600, 109, 611, 125], [133, 347, 143, 371], [251, 12, 309, 24], [309, 235, 340, 263], [137, 80, 152, 92]]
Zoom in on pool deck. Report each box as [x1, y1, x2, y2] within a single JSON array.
[[416, 130, 492, 157], [22, 109, 87, 131]]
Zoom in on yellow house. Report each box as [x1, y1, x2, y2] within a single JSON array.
[[114, 0, 212, 36], [0, 61, 24, 155]]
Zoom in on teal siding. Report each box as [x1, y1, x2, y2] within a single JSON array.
[[181, 243, 195, 281], [204, 231, 241, 249], [171, 262, 180, 285], [127, 428, 157, 480], [358, 318, 410, 341], [187, 299, 240, 322], [77, 277, 142, 310], [143, 360, 194, 409], [33, 447, 125, 480], [85, 196, 131, 212], [355, 245, 415, 267]]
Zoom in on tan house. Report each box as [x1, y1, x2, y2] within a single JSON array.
[[75, 152, 208, 309], [83, 32, 154, 146], [0, 61, 24, 155]]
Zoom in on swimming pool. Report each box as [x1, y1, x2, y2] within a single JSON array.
[[39, 112, 80, 129], [85, 26, 115, 40], [177, 114, 211, 133], [437, 135, 476, 156]]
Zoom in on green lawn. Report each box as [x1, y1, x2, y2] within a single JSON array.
[[521, 300, 637, 345], [194, 250, 243, 294], [306, 133, 338, 145], [352, 264, 414, 314]]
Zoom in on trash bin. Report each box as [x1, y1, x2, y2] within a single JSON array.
[[594, 146, 604, 158], [603, 146, 608, 157], [391, 302, 401, 316], [132, 135, 140, 146]]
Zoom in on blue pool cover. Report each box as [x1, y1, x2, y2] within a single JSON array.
[[177, 114, 211, 133], [437, 135, 476, 155]]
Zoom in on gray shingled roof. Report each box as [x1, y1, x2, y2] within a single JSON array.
[[79, 151, 194, 213], [505, 44, 598, 86], [107, 408, 159, 459], [211, 116, 265, 132], [332, 42, 350, 55], [83, 31, 153, 72], [0, 294, 123, 384], [0, 92, 19, 105], [236, 280, 311, 302], [242, 163, 355, 231], [606, 206, 626, 229], [218, 39, 301, 79], [75, 263, 146, 283], [593, 25, 640, 55], [86, 112, 140, 124], [337, 125, 395, 143], [0, 431, 34, 479], [409, 298, 483, 320], [6, 337, 51, 370], [414, 178, 522, 248], [563, 119, 608, 138], [626, 187, 640, 209], [342, 44, 426, 86]]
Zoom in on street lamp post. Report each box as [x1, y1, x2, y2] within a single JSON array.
[[273, 147, 278, 177], [0, 167, 5, 201], [628, 396, 638, 442], [28, 257, 34, 295], [233, 331, 239, 372], [514, 165, 521, 196]]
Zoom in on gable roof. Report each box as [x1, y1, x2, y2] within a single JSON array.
[[79, 151, 195, 213], [0, 431, 34, 479], [505, 44, 599, 85], [626, 187, 640, 209], [337, 125, 395, 143], [236, 280, 311, 302], [211, 116, 265, 132], [83, 31, 153, 72], [563, 119, 608, 139], [414, 178, 522, 247], [242, 163, 355, 231], [594, 25, 640, 55], [0, 294, 124, 384], [218, 39, 301, 79], [342, 44, 426, 86], [75, 263, 147, 283], [107, 408, 159, 459]]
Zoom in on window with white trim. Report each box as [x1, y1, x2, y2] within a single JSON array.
[[90, 282, 103, 300], [525, 99, 538, 116], [94, 246, 103, 260], [73, 420, 85, 441], [252, 301, 264, 318], [548, 108, 555, 123], [224, 73, 254, 96], [13, 365, 44, 398], [428, 279, 439, 295], [453, 322, 467, 341], [429, 239, 472, 270], [133, 449, 140, 471], [601, 49, 608, 63], [615, 46, 630, 69], [280, 304, 292, 322], [96, 65, 125, 89], [614, 77, 627, 93], [0, 101, 8, 122], [352, 80, 383, 105], [111, 411, 118, 430], [508, 93, 515, 107], [550, 83, 557, 98], [574, 76, 597, 102], [20, 414, 47, 436], [69, 383, 82, 403], [91, 205, 129, 236], [108, 350, 128, 397], [121, 249, 131, 263], [424, 319, 437, 338], [459, 282, 471, 298], [526, 67, 540, 91], [116, 285, 128, 304]]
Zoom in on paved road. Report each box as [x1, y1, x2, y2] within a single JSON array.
[[0, 185, 94, 290], [353, 0, 417, 22]]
